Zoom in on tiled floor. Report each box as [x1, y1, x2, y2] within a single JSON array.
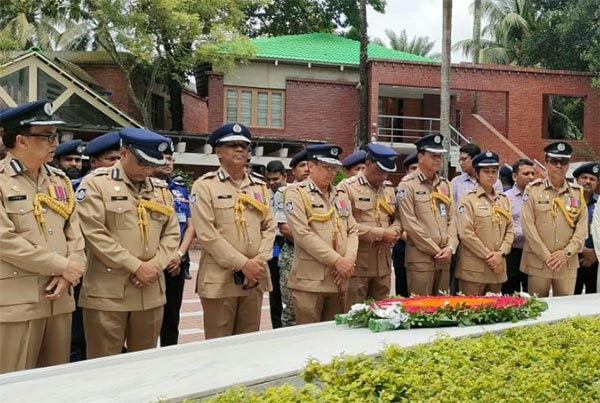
[[178, 251, 274, 344]]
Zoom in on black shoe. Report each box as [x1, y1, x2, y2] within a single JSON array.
[[183, 267, 192, 280]]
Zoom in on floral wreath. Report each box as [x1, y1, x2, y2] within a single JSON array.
[[336, 293, 548, 332]]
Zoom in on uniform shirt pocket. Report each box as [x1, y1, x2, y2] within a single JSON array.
[[5, 201, 35, 233], [0, 269, 39, 306], [105, 201, 134, 229], [414, 193, 430, 214], [213, 197, 236, 224], [535, 203, 553, 223], [86, 267, 128, 299]]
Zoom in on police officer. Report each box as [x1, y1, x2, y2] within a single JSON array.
[[338, 143, 402, 305], [190, 123, 275, 339], [53, 139, 83, 180], [273, 149, 309, 327], [285, 144, 358, 323], [521, 142, 588, 297], [342, 149, 367, 177], [573, 162, 599, 294], [76, 128, 180, 358], [397, 134, 458, 295], [0, 100, 86, 373], [392, 152, 418, 296], [456, 151, 514, 295], [153, 140, 195, 345], [83, 130, 121, 170]]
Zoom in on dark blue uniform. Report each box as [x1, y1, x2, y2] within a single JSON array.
[[160, 175, 191, 346]]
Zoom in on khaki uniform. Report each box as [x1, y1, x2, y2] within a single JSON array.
[[456, 186, 515, 295], [0, 153, 86, 373], [338, 175, 402, 305], [190, 168, 275, 339], [284, 178, 359, 324], [397, 169, 458, 295], [521, 178, 588, 297], [76, 162, 180, 358]]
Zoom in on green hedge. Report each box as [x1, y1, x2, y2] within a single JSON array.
[[202, 316, 600, 403]]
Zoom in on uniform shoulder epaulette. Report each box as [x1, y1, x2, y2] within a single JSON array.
[[336, 186, 346, 193], [150, 177, 168, 187], [0, 164, 4, 173], [570, 182, 582, 189], [402, 172, 417, 182], [47, 165, 66, 177], [529, 179, 543, 186], [340, 177, 356, 185], [92, 167, 111, 176], [250, 174, 266, 185], [384, 180, 394, 187], [467, 188, 477, 194], [199, 171, 218, 181]]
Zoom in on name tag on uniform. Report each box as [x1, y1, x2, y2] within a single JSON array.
[[218, 195, 232, 199], [311, 204, 324, 208], [111, 196, 128, 201], [537, 200, 550, 204], [8, 195, 27, 201], [439, 203, 447, 217], [416, 191, 427, 195], [176, 212, 187, 223], [358, 197, 371, 202]]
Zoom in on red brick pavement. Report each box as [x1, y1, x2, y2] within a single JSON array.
[[178, 251, 274, 344]]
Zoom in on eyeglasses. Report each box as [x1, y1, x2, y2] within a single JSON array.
[[547, 158, 569, 167], [316, 162, 338, 172], [22, 133, 59, 143], [222, 142, 249, 149]]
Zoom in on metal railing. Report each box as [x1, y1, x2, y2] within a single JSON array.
[[376, 114, 470, 148]]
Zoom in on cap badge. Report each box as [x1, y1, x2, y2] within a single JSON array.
[[76, 145, 83, 153], [594, 165, 599, 174], [233, 123, 242, 134], [158, 142, 168, 152], [485, 151, 492, 158], [557, 143, 566, 151], [434, 135, 441, 144], [44, 102, 53, 116], [331, 148, 339, 156]]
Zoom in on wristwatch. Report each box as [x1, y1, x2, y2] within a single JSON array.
[[177, 250, 185, 258]]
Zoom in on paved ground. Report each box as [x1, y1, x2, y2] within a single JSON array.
[[178, 250, 274, 344]]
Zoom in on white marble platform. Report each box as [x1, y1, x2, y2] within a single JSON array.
[[1, 294, 599, 403]]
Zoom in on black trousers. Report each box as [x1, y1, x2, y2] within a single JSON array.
[[502, 247, 528, 295], [392, 241, 408, 297], [268, 237, 285, 329], [575, 258, 598, 294], [160, 252, 188, 346], [70, 283, 86, 362]]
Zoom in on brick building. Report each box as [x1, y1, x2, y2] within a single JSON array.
[[209, 33, 600, 174]]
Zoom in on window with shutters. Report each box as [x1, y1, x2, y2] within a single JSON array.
[[224, 87, 284, 129]]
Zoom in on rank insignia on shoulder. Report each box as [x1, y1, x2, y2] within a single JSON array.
[[111, 168, 120, 180], [200, 171, 217, 181], [76, 188, 87, 202]]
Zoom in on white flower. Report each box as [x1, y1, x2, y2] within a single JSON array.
[[346, 303, 371, 320], [372, 302, 408, 328], [519, 292, 531, 299]]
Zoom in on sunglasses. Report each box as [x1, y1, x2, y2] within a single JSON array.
[[547, 158, 569, 167], [22, 133, 59, 143]]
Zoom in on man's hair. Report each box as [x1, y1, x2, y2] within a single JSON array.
[[459, 143, 481, 159], [266, 160, 286, 174], [512, 158, 534, 174]]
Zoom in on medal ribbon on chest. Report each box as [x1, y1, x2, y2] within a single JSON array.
[[33, 179, 76, 238], [376, 193, 395, 226], [550, 188, 583, 229], [234, 185, 269, 239], [430, 183, 452, 217]]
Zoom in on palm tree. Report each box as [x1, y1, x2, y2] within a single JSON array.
[[453, 0, 534, 65], [0, 8, 92, 51], [375, 29, 439, 58]]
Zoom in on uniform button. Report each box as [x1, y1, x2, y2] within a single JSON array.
[[19, 209, 24, 213], [42, 208, 47, 213], [145, 247, 149, 252], [106, 268, 112, 272], [249, 241, 253, 245], [117, 208, 122, 213], [13, 271, 18, 275], [51, 272, 56, 276], [48, 229, 53, 235]]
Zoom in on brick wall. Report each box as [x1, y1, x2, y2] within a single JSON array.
[[369, 60, 600, 163], [207, 76, 359, 158], [182, 91, 208, 133]]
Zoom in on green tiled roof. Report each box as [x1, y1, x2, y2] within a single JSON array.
[[251, 33, 436, 66]]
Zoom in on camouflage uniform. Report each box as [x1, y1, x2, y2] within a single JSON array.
[[274, 185, 296, 326]]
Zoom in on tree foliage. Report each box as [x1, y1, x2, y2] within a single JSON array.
[[373, 29, 438, 58], [245, 0, 386, 38]]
